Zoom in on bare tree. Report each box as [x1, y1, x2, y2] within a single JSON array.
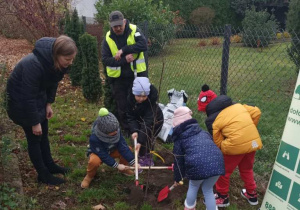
[[3, 0, 69, 39]]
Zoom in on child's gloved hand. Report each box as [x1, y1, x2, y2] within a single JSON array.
[[135, 143, 141, 152], [117, 164, 126, 171], [131, 132, 138, 141]]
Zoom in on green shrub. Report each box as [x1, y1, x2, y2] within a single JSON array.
[[189, 7, 215, 26], [64, 9, 84, 86], [79, 33, 103, 102], [0, 183, 18, 210], [242, 7, 278, 47], [286, 0, 300, 72], [103, 75, 117, 117], [95, 0, 176, 56], [147, 23, 177, 56]]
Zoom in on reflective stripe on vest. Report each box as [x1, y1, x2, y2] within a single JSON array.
[[106, 24, 146, 78]]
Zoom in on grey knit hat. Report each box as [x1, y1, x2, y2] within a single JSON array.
[[132, 77, 151, 96], [96, 108, 119, 134]]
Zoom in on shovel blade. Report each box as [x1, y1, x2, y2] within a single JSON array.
[[157, 186, 170, 202]]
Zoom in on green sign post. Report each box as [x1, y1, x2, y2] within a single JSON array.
[[261, 72, 300, 210]]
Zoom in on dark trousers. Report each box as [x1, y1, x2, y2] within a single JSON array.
[[22, 119, 54, 173], [111, 78, 134, 132], [138, 119, 163, 156]]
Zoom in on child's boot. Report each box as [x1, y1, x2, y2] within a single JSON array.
[[81, 174, 94, 189], [184, 200, 196, 210], [81, 167, 97, 189]]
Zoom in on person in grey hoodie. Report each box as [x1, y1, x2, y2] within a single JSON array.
[[6, 35, 77, 185]]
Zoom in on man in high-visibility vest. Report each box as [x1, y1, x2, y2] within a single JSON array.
[[102, 11, 148, 136]]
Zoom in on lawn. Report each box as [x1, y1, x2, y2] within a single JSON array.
[[1, 37, 298, 209], [148, 38, 297, 176]]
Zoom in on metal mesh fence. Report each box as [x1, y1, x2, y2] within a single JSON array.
[[138, 22, 299, 176]]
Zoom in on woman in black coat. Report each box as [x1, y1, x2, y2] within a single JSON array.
[[126, 77, 163, 166], [6, 35, 77, 185]]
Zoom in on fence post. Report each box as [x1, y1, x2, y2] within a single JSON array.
[[220, 24, 231, 95]]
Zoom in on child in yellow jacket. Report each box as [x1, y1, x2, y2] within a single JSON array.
[[198, 85, 263, 208]]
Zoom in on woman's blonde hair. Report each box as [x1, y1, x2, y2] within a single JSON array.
[[53, 35, 77, 69]]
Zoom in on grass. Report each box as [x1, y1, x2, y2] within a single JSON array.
[[148, 38, 297, 177], [1, 37, 298, 209]]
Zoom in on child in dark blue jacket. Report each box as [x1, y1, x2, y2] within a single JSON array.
[[81, 108, 136, 188], [172, 107, 225, 210]]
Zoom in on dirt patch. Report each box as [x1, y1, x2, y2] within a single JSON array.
[[0, 35, 33, 72], [123, 153, 188, 209]]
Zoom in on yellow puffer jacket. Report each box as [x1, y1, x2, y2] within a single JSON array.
[[205, 95, 263, 155]]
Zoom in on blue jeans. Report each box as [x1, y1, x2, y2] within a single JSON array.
[[186, 176, 219, 210]]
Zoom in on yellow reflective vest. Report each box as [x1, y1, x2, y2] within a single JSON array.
[[105, 24, 146, 78]]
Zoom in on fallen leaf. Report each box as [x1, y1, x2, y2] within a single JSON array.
[[92, 204, 105, 210], [81, 117, 86, 122], [51, 200, 66, 209]]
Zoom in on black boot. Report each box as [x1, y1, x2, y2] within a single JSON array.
[[47, 163, 71, 175], [37, 169, 65, 185]]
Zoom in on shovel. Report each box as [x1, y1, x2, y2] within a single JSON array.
[[125, 164, 174, 170], [157, 181, 183, 202], [157, 183, 177, 202], [134, 138, 139, 187]]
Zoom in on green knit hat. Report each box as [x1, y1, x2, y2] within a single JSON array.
[[96, 108, 119, 134]]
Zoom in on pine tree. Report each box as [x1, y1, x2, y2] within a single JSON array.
[[64, 8, 84, 86], [80, 33, 103, 102], [286, 0, 300, 72]]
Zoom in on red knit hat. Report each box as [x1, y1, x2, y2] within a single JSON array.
[[197, 84, 217, 112]]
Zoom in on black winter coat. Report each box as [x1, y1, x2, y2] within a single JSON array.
[[6, 37, 68, 127], [101, 20, 148, 80], [126, 85, 163, 142], [172, 119, 225, 182]]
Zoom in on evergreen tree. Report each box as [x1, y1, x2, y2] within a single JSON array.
[[63, 11, 71, 35], [242, 7, 278, 47], [80, 33, 103, 102], [103, 74, 117, 117], [286, 0, 300, 72], [64, 8, 84, 86]]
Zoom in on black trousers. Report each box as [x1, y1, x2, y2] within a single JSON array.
[[111, 78, 134, 132], [138, 119, 163, 156], [22, 119, 54, 173]]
